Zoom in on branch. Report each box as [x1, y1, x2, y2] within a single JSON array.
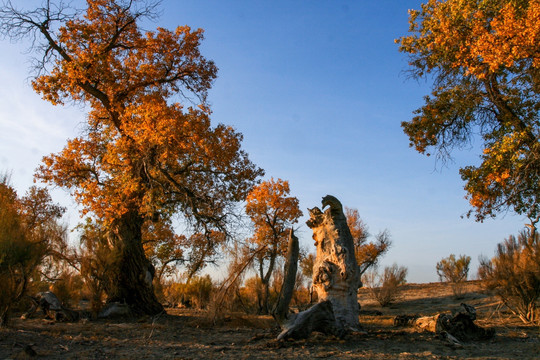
[[211, 245, 268, 323]]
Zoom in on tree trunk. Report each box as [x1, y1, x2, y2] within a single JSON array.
[[106, 210, 163, 316], [0, 307, 9, 327], [278, 195, 361, 339], [273, 229, 299, 322], [259, 249, 277, 314]]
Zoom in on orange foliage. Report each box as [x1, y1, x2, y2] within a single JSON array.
[[345, 207, 369, 247], [246, 178, 303, 252], [397, 0, 540, 221], [400, 0, 540, 80], [345, 207, 391, 275], [29, 0, 263, 227]]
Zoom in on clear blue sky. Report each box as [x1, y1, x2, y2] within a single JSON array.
[[0, 0, 527, 282]]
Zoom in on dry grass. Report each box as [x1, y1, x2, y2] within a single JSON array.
[[1, 281, 538, 359]]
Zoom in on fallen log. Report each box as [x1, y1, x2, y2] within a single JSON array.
[[395, 303, 495, 343], [21, 291, 79, 322], [98, 302, 132, 318]]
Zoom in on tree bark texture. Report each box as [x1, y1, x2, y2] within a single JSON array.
[[277, 300, 338, 340], [107, 211, 163, 316], [307, 195, 361, 331], [258, 248, 277, 314], [273, 229, 299, 322]]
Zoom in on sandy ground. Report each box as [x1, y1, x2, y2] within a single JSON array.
[[1, 281, 539, 359]]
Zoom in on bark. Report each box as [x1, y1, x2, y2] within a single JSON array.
[[307, 195, 362, 331], [106, 210, 163, 316], [277, 300, 339, 340], [273, 229, 299, 322], [0, 308, 9, 327], [258, 248, 277, 314]]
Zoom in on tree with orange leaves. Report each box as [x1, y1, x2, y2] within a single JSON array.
[[245, 178, 302, 314], [345, 207, 391, 277], [397, 0, 540, 227], [0, 174, 67, 325], [0, 0, 263, 315]]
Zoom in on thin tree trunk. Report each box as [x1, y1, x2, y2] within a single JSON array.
[[260, 249, 277, 314], [0, 307, 9, 327], [273, 229, 299, 322], [106, 210, 163, 316]]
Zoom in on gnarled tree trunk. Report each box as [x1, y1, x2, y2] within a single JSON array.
[[309, 195, 361, 330], [278, 195, 362, 339], [106, 211, 163, 316]]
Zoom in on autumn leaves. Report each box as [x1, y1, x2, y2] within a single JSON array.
[[397, 0, 540, 222]]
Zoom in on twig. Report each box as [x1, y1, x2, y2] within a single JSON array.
[[145, 310, 165, 340]]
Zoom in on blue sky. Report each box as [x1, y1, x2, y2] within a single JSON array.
[[0, 0, 527, 282]]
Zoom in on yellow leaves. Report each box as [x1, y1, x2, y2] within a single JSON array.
[[400, 0, 540, 222], [467, 0, 540, 75], [398, 0, 540, 79]]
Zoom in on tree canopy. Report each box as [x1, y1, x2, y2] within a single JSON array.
[[397, 0, 540, 223]]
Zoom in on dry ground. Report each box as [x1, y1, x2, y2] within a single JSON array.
[[1, 281, 538, 359]]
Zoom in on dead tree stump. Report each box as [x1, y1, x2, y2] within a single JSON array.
[[273, 229, 300, 322], [278, 195, 362, 340], [21, 291, 79, 322], [396, 303, 495, 344]]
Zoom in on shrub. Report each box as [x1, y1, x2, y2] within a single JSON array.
[[436, 254, 471, 298], [0, 175, 69, 325], [240, 275, 264, 313], [186, 275, 214, 309], [162, 281, 183, 307], [78, 222, 117, 316], [0, 179, 45, 326], [364, 264, 407, 307], [163, 275, 214, 309], [478, 228, 540, 324], [50, 270, 84, 307]]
